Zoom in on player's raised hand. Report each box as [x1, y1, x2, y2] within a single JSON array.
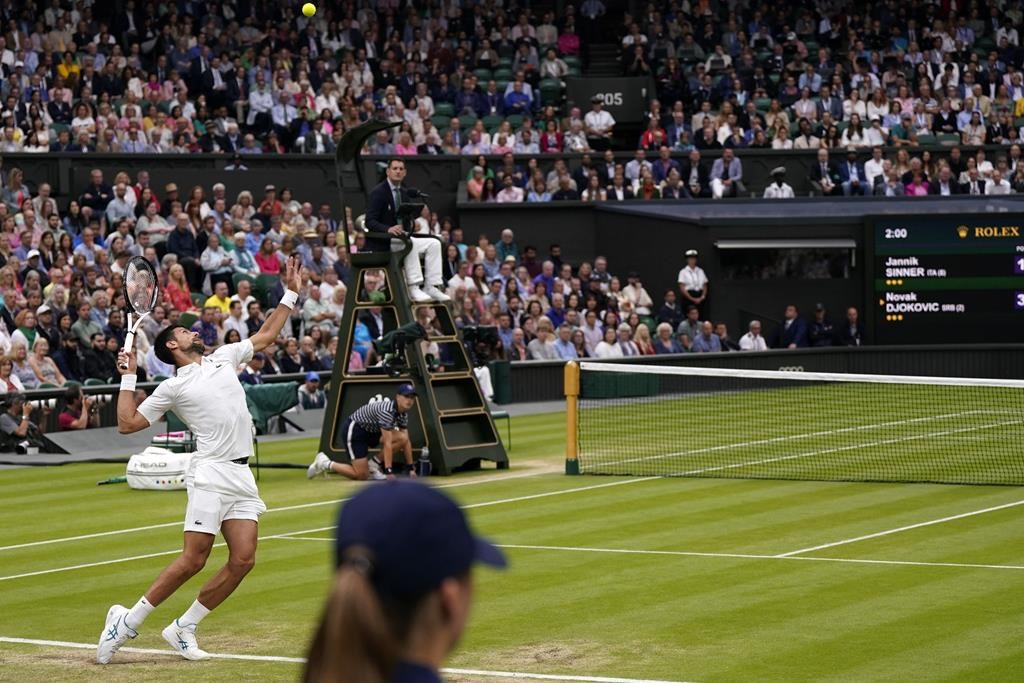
[[285, 255, 302, 292], [117, 351, 137, 375]]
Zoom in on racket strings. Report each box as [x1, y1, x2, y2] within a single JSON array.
[[125, 263, 158, 313]]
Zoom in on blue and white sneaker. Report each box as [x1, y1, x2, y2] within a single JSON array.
[[96, 604, 137, 664], [162, 619, 210, 661]]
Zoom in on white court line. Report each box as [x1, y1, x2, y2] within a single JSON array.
[[271, 538, 1024, 572], [0, 636, 693, 683], [775, 498, 1024, 557], [264, 479, 655, 540], [606, 410, 992, 467], [498, 544, 1024, 572], [0, 477, 658, 582], [0, 467, 553, 553]]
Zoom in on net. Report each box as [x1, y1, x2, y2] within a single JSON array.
[[124, 258, 158, 313], [572, 362, 1024, 485]]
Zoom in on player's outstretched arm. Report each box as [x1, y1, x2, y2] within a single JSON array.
[[251, 255, 303, 353], [116, 350, 151, 434]]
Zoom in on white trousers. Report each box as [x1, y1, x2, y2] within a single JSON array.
[[403, 235, 444, 287], [710, 178, 731, 199]]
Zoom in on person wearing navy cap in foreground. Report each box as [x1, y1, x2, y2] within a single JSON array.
[[303, 481, 506, 683], [307, 384, 418, 481]]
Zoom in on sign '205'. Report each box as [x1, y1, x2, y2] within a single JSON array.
[[597, 93, 624, 105]]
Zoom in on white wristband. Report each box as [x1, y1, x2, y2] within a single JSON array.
[[281, 289, 299, 309], [120, 375, 137, 393]]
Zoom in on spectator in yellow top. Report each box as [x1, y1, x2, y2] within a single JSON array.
[[203, 281, 232, 315]]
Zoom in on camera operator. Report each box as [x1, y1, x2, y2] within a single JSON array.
[[0, 393, 53, 452], [58, 384, 101, 430]]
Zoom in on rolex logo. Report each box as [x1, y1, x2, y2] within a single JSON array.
[[956, 225, 969, 239]]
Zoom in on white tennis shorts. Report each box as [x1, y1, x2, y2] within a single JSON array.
[[183, 460, 266, 535]]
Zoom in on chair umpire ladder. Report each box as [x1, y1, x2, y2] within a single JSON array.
[[318, 120, 509, 474]]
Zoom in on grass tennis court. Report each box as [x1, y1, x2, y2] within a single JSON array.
[[1, 411, 1023, 682]]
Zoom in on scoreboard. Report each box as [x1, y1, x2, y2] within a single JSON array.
[[867, 216, 1024, 344]]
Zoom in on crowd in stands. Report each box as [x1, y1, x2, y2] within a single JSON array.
[[460, 142, 1024, 201], [0, 0, 585, 156], [0, 158, 865, 403], [0, 165, 351, 407], [447, 234, 865, 361]]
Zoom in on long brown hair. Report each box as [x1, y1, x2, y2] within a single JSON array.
[[303, 546, 424, 683]]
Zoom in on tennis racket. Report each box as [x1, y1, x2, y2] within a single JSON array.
[[119, 256, 160, 370]]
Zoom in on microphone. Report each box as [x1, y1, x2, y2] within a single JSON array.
[[405, 187, 430, 199]]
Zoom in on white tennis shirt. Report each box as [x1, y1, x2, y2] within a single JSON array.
[[138, 340, 255, 464]]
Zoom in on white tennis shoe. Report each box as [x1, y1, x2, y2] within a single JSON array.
[[96, 604, 137, 664], [162, 619, 210, 661], [423, 284, 451, 302], [307, 451, 332, 479]]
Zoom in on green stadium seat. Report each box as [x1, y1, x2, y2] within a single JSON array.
[[434, 102, 455, 118], [473, 68, 493, 81], [916, 133, 938, 146], [431, 114, 452, 130], [754, 97, 772, 111], [458, 114, 478, 130], [490, 409, 511, 449], [495, 79, 510, 93], [178, 312, 198, 329], [937, 133, 960, 146], [563, 56, 582, 70], [254, 273, 280, 304], [539, 79, 564, 107], [567, 66, 582, 77], [190, 292, 205, 307], [505, 114, 524, 129], [482, 114, 504, 130], [152, 375, 169, 382], [233, 272, 255, 291], [84, 378, 106, 386], [493, 67, 514, 82]]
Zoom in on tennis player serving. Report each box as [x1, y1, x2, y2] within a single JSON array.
[[96, 255, 303, 664]]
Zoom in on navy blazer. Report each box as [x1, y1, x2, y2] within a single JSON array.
[[776, 318, 809, 348], [838, 161, 866, 183], [364, 181, 401, 252]]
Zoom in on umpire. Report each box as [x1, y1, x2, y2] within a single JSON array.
[[307, 384, 418, 481]]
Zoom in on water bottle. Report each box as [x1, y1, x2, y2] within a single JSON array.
[[417, 447, 432, 477]]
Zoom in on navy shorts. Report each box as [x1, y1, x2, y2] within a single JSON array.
[[342, 417, 380, 460]]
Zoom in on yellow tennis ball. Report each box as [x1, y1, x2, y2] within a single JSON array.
[[302, 3, 316, 17]]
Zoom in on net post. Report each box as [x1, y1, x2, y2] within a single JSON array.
[[564, 361, 580, 475]]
